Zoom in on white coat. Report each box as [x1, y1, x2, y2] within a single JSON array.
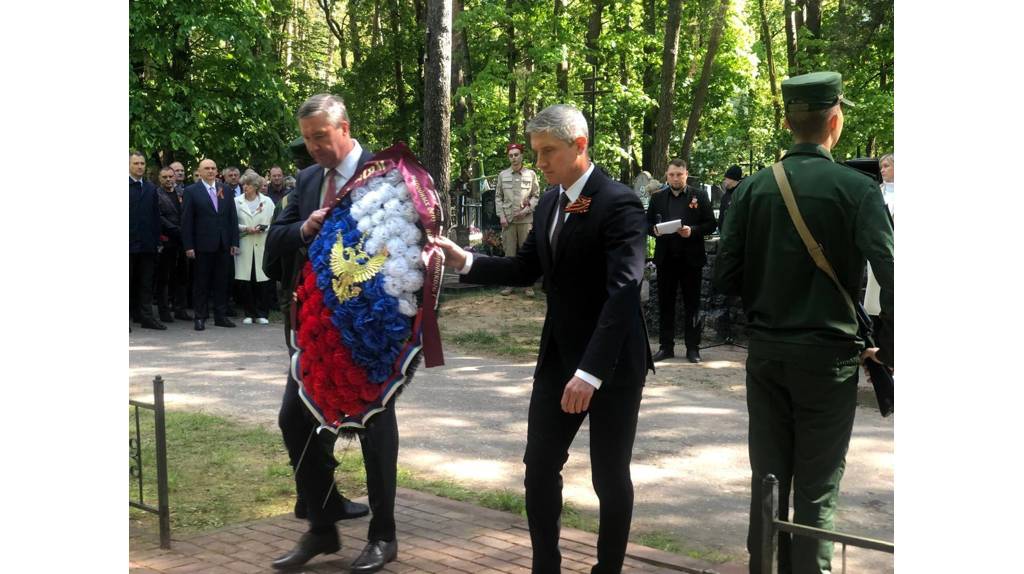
[[234, 193, 275, 282]]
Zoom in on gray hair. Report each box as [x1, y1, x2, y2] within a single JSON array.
[[239, 169, 265, 190], [879, 153, 894, 165], [284, 176, 297, 188], [526, 104, 589, 145], [298, 93, 350, 128]]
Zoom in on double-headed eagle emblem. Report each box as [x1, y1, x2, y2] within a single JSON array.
[[330, 233, 388, 303]]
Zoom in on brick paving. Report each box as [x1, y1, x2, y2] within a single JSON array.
[[130, 488, 745, 574]]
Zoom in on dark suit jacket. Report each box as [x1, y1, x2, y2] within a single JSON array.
[[463, 167, 653, 388], [181, 180, 240, 253], [130, 178, 161, 254], [646, 185, 716, 267], [263, 148, 374, 284]]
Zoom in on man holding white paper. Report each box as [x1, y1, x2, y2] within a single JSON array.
[[646, 159, 717, 363]]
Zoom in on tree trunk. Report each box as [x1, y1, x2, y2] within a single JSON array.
[[554, 0, 569, 100], [865, 135, 875, 158], [522, 57, 536, 138], [348, 0, 363, 64], [372, 0, 384, 48], [423, 0, 453, 227], [641, 0, 657, 172], [390, 0, 407, 126], [757, 0, 782, 160], [784, 0, 798, 75], [617, 9, 634, 182], [451, 0, 475, 153], [318, 0, 348, 69], [506, 0, 518, 143], [583, 0, 605, 145], [651, 0, 684, 179], [680, 0, 730, 162]]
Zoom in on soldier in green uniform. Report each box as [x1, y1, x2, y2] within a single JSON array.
[[713, 71, 894, 574]]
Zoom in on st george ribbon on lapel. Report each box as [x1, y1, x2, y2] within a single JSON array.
[[549, 192, 570, 255]]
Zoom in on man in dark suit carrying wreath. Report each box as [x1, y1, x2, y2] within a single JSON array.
[[264, 93, 399, 573], [433, 103, 654, 574]]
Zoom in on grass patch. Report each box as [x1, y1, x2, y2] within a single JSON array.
[[128, 408, 366, 535], [438, 288, 546, 361]]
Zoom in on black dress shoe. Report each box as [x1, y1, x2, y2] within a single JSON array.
[[174, 309, 193, 321], [351, 539, 398, 573], [140, 319, 167, 330], [295, 496, 370, 521], [686, 348, 702, 363], [159, 310, 175, 323], [194, 319, 206, 331], [271, 529, 340, 570], [652, 348, 674, 362], [214, 317, 236, 328]]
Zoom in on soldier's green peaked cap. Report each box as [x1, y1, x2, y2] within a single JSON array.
[[781, 71, 855, 112]]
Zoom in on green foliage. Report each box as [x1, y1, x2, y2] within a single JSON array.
[[130, 0, 893, 185]]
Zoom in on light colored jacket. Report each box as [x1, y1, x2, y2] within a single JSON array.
[[864, 184, 894, 315], [494, 166, 541, 223], [234, 193, 275, 282]]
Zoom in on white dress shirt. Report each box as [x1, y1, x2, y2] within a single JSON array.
[[319, 140, 364, 207], [458, 163, 603, 390]]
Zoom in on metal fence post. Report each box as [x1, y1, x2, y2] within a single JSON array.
[[761, 474, 779, 574], [153, 376, 171, 549]]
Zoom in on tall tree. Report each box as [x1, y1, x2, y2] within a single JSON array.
[[554, 0, 569, 100], [318, 0, 348, 69], [680, 0, 730, 162], [423, 0, 453, 225], [651, 0, 684, 178], [784, 0, 799, 74], [582, 0, 605, 145], [505, 0, 519, 142], [757, 0, 782, 160], [640, 0, 658, 172]]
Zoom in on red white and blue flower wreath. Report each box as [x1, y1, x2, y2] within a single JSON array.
[[290, 144, 445, 432]]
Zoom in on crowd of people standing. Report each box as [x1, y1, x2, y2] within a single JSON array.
[[128, 152, 297, 331]]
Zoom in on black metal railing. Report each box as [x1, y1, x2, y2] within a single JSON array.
[[760, 474, 893, 573], [129, 375, 171, 549]]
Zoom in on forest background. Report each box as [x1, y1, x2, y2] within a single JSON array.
[[129, 0, 893, 204]]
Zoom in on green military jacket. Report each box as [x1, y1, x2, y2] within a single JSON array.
[[713, 143, 894, 364]]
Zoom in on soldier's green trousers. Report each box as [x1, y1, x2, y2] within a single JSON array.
[[744, 354, 859, 574]]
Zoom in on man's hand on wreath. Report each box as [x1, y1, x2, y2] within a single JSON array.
[[431, 235, 468, 270], [301, 208, 329, 240], [561, 377, 595, 414]]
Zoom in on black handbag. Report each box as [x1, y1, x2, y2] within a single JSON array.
[[771, 163, 894, 417]]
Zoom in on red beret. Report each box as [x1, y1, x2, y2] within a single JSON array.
[[507, 143, 524, 152]]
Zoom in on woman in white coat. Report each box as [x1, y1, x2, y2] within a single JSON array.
[[865, 153, 894, 319], [235, 170, 276, 324]]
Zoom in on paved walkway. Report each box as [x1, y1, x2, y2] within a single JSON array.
[[130, 488, 742, 574], [129, 316, 893, 573]]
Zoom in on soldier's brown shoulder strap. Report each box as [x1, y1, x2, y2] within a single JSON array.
[[771, 162, 855, 316]]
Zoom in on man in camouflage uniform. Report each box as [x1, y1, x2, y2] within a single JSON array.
[[494, 142, 541, 295], [714, 71, 894, 574]]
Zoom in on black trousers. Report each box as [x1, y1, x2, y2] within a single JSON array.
[[129, 252, 157, 321], [236, 257, 273, 319], [155, 243, 189, 312], [278, 375, 398, 541], [193, 250, 231, 320], [523, 375, 644, 574], [656, 256, 704, 350]]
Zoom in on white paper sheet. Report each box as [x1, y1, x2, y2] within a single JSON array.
[[655, 219, 683, 235]]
